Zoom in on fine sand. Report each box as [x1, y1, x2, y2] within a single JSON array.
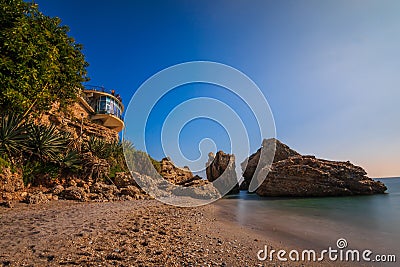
[[0, 200, 358, 266]]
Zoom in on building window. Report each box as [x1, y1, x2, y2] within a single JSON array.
[[96, 95, 122, 119]]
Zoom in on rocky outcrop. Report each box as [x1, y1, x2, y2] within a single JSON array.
[[256, 155, 387, 196], [130, 170, 220, 203], [114, 172, 139, 188], [61, 186, 88, 201], [89, 183, 120, 200], [23, 191, 49, 204], [240, 138, 300, 190], [120, 186, 143, 199], [129, 159, 221, 202], [206, 151, 239, 194], [176, 175, 209, 187], [51, 185, 65, 195], [158, 158, 194, 185], [0, 167, 25, 201], [241, 139, 387, 197], [38, 101, 119, 142]]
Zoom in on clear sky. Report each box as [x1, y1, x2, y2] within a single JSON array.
[[36, 0, 400, 178]]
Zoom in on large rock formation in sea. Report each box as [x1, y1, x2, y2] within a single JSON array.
[[206, 151, 239, 194], [240, 138, 300, 190], [241, 139, 387, 197]]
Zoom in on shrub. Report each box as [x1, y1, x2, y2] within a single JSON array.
[[26, 124, 68, 162], [0, 113, 28, 160]]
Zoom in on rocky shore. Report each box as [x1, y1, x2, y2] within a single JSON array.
[[0, 137, 387, 266], [1, 171, 151, 209]]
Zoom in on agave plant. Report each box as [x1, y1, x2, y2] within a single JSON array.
[[26, 124, 68, 162], [109, 140, 123, 157], [59, 150, 82, 172], [0, 113, 29, 160], [83, 135, 111, 159]]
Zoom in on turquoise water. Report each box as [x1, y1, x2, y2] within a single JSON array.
[[217, 178, 400, 262]]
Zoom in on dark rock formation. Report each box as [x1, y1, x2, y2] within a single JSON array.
[[256, 155, 387, 196], [206, 151, 239, 194], [240, 138, 300, 191]]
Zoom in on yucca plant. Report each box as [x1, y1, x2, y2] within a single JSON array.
[[26, 124, 68, 162], [59, 150, 82, 173], [109, 140, 123, 158], [0, 113, 29, 160], [83, 136, 111, 159]]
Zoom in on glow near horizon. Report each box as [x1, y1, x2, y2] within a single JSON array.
[[36, 0, 400, 177]]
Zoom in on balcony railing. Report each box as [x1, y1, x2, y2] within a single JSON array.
[[83, 84, 123, 104], [82, 84, 124, 120]]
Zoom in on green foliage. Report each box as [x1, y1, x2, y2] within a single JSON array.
[[0, 0, 89, 115], [22, 160, 59, 186], [22, 160, 40, 185], [150, 157, 161, 173], [0, 112, 161, 186], [26, 124, 68, 162], [84, 136, 111, 159], [0, 155, 10, 170], [59, 150, 82, 173], [0, 113, 28, 159], [109, 164, 125, 179]]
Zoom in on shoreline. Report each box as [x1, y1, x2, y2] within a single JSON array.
[[211, 200, 359, 267], [0, 199, 362, 266]]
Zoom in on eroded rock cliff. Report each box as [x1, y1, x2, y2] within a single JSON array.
[[241, 139, 387, 196]]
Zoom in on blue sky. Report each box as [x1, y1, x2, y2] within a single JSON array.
[[36, 0, 400, 177]]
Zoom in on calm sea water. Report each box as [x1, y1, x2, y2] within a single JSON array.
[[217, 178, 400, 260]]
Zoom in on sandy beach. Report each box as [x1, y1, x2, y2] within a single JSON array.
[[0, 199, 356, 267]]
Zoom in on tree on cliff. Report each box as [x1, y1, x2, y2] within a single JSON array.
[[0, 0, 89, 115]]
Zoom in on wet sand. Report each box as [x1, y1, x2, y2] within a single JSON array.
[[0, 200, 354, 266]]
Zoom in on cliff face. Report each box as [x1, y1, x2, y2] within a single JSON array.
[[241, 139, 387, 197], [38, 101, 118, 142], [206, 151, 239, 194]]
